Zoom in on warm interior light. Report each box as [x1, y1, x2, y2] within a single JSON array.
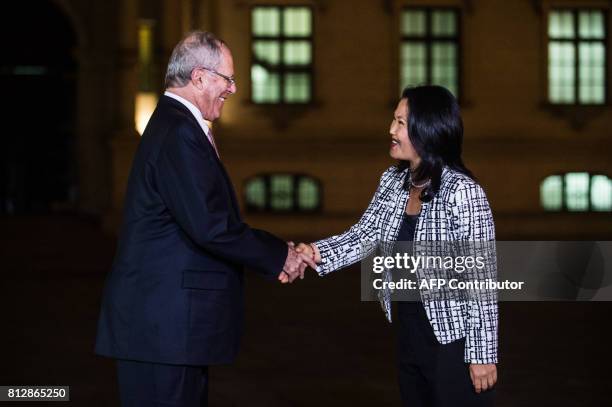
[[135, 92, 158, 135]]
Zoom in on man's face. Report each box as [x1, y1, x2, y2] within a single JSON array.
[[196, 46, 237, 122]]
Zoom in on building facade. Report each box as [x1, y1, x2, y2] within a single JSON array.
[[8, 0, 609, 240]]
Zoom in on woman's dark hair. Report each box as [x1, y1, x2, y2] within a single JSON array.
[[397, 85, 475, 202]]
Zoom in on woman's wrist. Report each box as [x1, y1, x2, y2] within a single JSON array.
[[309, 243, 321, 263]]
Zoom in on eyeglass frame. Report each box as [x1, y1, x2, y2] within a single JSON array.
[[195, 66, 236, 88]]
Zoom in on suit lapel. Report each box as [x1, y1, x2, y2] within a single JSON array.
[[162, 96, 242, 220]]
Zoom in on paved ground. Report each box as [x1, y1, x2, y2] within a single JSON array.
[[0, 216, 610, 406]]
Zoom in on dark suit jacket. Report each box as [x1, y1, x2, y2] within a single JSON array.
[[95, 95, 287, 366]]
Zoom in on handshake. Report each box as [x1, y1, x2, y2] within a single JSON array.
[[278, 242, 322, 284]]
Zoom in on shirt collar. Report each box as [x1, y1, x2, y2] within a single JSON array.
[[164, 91, 210, 137]]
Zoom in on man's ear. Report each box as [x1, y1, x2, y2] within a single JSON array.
[[191, 69, 206, 90]]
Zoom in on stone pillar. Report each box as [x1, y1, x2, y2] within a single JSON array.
[[196, 0, 218, 34], [74, 47, 114, 217], [160, 0, 184, 75], [105, 0, 140, 233], [181, 0, 194, 34]]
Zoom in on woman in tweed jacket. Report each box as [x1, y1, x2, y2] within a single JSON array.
[[296, 86, 497, 406]]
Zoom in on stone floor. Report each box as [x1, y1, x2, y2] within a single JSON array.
[[0, 216, 610, 406]]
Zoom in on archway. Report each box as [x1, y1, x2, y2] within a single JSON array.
[[0, 1, 77, 214]]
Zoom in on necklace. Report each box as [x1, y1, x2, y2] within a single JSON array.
[[408, 174, 430, 189]]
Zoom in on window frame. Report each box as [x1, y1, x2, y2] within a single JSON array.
[[546, 7, 609, 106], [541, 172, 612, 212], [244, 173, 323, 213], [249, 4, 315, 105], [399, 6, 463, 102]]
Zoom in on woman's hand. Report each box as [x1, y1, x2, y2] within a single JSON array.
[[295, 242, 321, 264], [469, 363, 497, 393]]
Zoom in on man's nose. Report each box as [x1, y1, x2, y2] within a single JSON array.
[[228, 82, 237, 94]]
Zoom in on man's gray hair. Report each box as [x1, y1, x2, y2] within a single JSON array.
[[164, 31, 226, 88]]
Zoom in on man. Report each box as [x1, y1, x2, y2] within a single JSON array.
[[95, 31, 314, 406]]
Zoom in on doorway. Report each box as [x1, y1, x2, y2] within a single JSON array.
[[0, 1, 78, 214]]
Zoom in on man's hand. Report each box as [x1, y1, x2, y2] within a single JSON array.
[[469, 363, 497, 393], [278, 243, 317, 284]]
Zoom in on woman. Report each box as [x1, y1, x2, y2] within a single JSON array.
[[294, 85, 497, 406]]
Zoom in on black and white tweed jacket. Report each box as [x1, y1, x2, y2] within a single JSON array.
[[315, 166, 498, 364]]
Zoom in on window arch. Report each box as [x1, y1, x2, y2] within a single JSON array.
[[540, 172, 611, 212], [245, 174, 322, 213]]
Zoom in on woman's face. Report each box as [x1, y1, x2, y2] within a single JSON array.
[[389, 98, 420, 167]]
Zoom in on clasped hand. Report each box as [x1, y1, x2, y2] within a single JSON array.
[[278, 242, 321, 284]]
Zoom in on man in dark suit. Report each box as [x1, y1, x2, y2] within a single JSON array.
[[95, 31, 314, 407]]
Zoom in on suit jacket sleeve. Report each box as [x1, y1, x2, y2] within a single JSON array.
[[450, 181, 498, 364], [313, 168, 393, 276], [155, 120, 287, 279]]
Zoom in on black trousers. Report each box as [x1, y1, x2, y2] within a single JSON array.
[[116, 359, 209, 407], [396, 302, 495, 407]]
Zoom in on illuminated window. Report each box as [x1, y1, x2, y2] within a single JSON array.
[[541, 173, 612, 212], [245, 174, 321, 212], [136, 19, 158, 135], [251, 6, 313, 104], [548, 9, 607, 104], [138, 20, 155, 92], [541, 175, 563, 210], [591, 175, 612, 211], [400, 8, 460, 97]]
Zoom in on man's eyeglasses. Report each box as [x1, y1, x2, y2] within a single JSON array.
[[197, 66, 236, 87]]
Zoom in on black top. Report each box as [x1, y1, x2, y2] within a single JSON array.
[[395, 213, 422, 307], [397, 213, 419, 242]]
